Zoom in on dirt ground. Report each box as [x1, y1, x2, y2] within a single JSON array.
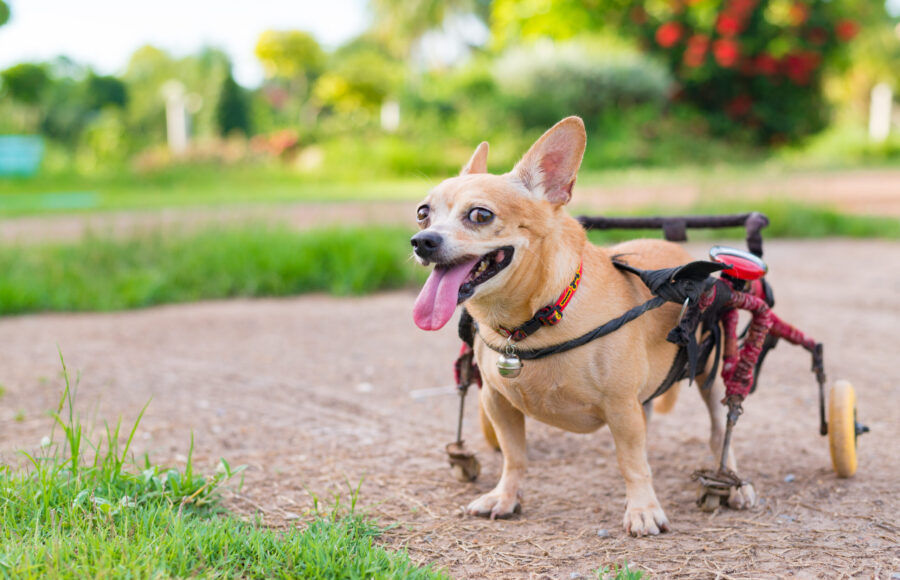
[[0, 239, 897, 579]]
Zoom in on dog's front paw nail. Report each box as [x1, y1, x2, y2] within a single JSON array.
[[623, 504, 669, 537], [467, 491, 521, 520], [728, 482, 757, 510]]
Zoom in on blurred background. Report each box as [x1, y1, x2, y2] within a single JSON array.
[[0, 0, 898, 313], [1, 0, 898, 185]]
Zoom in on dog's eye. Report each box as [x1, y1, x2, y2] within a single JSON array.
[[468, 207, 494, 224], [416, 205, 430, 222]]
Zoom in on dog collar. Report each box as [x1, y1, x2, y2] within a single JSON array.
[[496, 261, 583, 341]]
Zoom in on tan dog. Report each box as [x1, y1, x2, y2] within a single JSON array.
[[411, 117, 756, 537]]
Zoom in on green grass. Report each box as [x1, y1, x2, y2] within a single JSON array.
[[0, 354, 446, 579], [0, 200, 896, 317], [582, 199, 900, 244], [2, 153, 898, 217], [0, 166, 433, 215], [0, 225, 424, 315]]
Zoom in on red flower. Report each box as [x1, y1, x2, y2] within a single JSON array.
[[684, 34, 710, 67], [725, 94, 754, 118], [655, 21, 684, 48], [835, 20, 859, 42], [807, 27, 828, 46], [713, 39, 741, 68], [716, 13, 743, 37], [727, 0, 757, 17], [789, 2, 809, 26], [753, 53, 779, 76], [782, 51, 821, 85]]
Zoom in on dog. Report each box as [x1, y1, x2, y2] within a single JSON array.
[[411, 117, 756, 536]]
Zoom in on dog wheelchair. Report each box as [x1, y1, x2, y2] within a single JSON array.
[[447, 211, 868, 510]]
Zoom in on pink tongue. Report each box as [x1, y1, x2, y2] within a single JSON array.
[[413, 258, 480, 330]]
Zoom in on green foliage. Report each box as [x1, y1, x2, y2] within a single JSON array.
[[0, 226, 423, 315], [370, 0, 485, 57], [255, 29, 325, 80], [0, 358, 445, 579], [314, 41, 405, 116], [491, 0, 627, 48], [0, 0, 9, 27], [1, 63, 50, 104], [625, 0, 872, 142], [0, 202, 895, 316], [596, 561, 645, 579], [123, 45, 232, 146], [84, 73, 128, 110], [585, 198, 900, 244], [216, 70, 251, 136], [493, 40, 672, 130]]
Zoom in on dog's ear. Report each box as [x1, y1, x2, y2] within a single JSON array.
[[512, 116, 586, 205], [460, 141, 489, 175]]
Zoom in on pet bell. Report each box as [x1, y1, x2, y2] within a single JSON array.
[[497, 340, 523, 378]]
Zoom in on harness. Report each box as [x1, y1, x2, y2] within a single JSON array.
[[458, 259, 734, 404], [454, 212, 773, 404]]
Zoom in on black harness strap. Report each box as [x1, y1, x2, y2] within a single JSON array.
[[459, 260, 735, 405], [479, 295, 667, 360]]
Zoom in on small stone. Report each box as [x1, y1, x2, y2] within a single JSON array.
[[596, 528, 610, 538], [784, 473, 796, 483], [355, 382, 374, 393], [569, 573, 583, 579], [890, 573, 900, 580], [284, 512, 300, 520]]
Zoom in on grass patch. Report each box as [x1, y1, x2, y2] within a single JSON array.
[[582, 199, 900, 245], [0, 225, 424, 315], [0, 354, 446, 579], [0, 199, 896, 316], [0, 166, 432, 215]]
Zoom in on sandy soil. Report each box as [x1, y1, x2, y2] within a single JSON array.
[[0, 239, 897, 579]]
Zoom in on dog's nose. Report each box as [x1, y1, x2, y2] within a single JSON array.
[[411, 231, 443, 259]]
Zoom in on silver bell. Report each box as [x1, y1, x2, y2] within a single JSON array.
[[497, 341, 523, 378]]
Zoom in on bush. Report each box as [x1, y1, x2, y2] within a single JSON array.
[[627, 0, 863, 142], [493, 40, 673, 131]]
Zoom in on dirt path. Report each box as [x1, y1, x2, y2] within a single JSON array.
[[1, 169, 898, 243], [1, 240, 898, 578]]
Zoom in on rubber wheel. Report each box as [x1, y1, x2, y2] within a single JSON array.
[[828, 380, 859, 478]]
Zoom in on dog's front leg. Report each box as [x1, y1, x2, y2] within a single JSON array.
[[607, 397, 670, 537], [466, 385, 525, 519]]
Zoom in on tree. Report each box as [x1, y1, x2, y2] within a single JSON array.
[[0, 1, 10, 28], [370, 0, 490, 57], [490, 0, 626, 49], [85, 73, 128, 110], [1, 63, 50, 104], [255, 30, 324, 81], [215, 70, 250, 136]]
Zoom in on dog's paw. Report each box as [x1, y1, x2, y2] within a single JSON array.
[[623, 503, 669, 537], [727, 482, 757, 510], [466, 490, 522, 520]]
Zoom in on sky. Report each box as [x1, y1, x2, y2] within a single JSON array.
[[0, 0, 370, 87]]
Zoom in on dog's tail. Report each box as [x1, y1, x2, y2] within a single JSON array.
[[653, 383, 680, 414]]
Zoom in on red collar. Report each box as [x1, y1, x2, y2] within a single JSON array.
[[497, 262, 583, 341]]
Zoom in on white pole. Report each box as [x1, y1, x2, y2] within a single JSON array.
[[162, 80, 189, 155], [868, 83, 893, 143]]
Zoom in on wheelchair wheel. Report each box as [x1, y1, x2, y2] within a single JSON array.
[[828, 380, 859, 478]]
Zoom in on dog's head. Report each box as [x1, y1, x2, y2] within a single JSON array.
[[411, 116, 587, 331]]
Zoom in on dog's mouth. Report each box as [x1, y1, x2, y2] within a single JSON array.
[[413, 246, 515, 331], [457, 246, 514, 303]]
